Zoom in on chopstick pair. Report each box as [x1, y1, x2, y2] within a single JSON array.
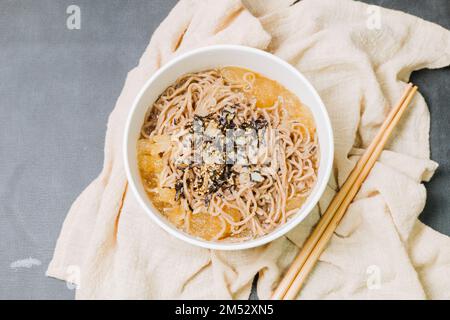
[[271, 84, 418, 300]]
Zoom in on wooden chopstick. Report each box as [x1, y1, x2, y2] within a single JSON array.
[[271, 83, 414, 300], [282, 85, 418, 299], [271, 84, 415, 299], [271, 84, 418, 300]]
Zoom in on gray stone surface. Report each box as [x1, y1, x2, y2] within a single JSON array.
[[0, 0, 448, 300]]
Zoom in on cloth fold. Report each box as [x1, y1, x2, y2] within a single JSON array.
[[47, 0, 450, 299]]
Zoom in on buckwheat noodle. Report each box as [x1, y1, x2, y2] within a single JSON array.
[[139, 69, 319, 241]]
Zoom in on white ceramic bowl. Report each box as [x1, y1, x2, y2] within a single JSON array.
[[124, 45, 333, 251]]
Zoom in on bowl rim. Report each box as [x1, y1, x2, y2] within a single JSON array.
[[124, 44, 334, 251]]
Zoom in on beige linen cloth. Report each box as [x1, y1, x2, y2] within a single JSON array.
[[47, 0, 450, 299]]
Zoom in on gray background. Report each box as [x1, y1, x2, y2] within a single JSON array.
[[0, 0, 448, 300]]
